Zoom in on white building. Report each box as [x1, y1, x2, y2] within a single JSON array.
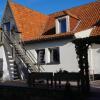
[[0, 1, 100, 81]]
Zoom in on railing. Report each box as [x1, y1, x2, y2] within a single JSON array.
[[11, 32, 45, 72], [26, 50, 45, 72], [20, 38, 45, 72], [3, 32, 30, 79], [2, 31, 41, 73]]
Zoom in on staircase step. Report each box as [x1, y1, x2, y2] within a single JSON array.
[[10, 67, 14, 70], [10, 71, 14, 74], [10, 67, 17, 70], [14, 73, 19, 75], [14, 77, 20, 80], [7, 51, 10, 54], [9, 59, 14, 62], [10, 71, 18, 74], [11, 74, 19, 78], [9, 63, 14, 66], [15, 53, 22, 56], [8, 55, 13, 58], [13, 76, 19, 78]]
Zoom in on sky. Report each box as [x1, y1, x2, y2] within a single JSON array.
[[0, 0, 96, 21]]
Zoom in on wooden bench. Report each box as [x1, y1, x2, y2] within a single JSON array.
[[27, 72, 53, 87], [27, 72, 81, 89], [67, 72, 81, 87], [54, 72, 80, 88]]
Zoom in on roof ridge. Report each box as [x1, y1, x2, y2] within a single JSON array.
[[48, 1, 98, 16], [9, 1, 48, 16]]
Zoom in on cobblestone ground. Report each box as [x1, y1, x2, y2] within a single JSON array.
[[90, 80, 100, 88], [85, 80, 100, 100]]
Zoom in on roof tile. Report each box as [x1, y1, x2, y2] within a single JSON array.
[[9, 2, 48, 41], [8, 1, 100, 42]]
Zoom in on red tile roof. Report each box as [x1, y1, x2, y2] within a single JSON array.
[[45, 2, 100, 35], [8, 1, 100, 42], [9, 2, 49, 41]]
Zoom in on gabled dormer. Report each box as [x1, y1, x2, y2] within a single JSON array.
[[56, 15, 70, 34]]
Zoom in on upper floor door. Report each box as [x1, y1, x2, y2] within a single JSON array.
[[3, 22, 10, 32]]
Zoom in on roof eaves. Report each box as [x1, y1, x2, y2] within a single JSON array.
[[24, 33, 74, 44]]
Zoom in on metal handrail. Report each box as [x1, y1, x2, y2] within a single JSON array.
[[3, 32, 37, 72], [12, 32, 45, 71], [3, 32, 27, 67], [26, 50, 45, 71], [21, 41, 45, 71], [3, 33, 31, 79], [3, 31, 44, 72]]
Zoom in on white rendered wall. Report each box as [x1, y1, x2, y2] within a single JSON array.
[[75, 28, 93, 38], [26, 40, 100, 74], [0, 45, 10, 81], [89, 44, 100, 74], [25, 39, 79, 73]]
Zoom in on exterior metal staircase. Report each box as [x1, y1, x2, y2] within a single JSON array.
[[13, 41, 38, 72], [6, 51, 20, 80], [3, 31, 44, 80]]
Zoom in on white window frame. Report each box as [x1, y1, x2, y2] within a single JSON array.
[[35, 47, 60, 64], [36, 49, 45, 64], [49, 47, 60, 64], [55, 15, 70, 34]]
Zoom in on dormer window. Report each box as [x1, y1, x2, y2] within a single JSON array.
[[56, 16, 70, 34], [59, 18, 66, 33]]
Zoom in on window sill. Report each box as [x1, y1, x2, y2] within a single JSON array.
[[34, 62, 60, 65], [46, 62, 60, 65]]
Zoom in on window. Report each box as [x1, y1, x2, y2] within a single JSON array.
[[36, 48, 60, 64], [3, 22, 10, 32], [59, 18, 66, 33], [56, 16, 70, 34], [36, 49, 45, 64], [49, 47, 60, 64]]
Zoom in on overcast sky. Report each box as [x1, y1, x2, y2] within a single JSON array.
[[0, 0, 96, 21]]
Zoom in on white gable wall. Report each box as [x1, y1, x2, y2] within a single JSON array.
[[2, 2, 20, 42], [0, 45, 10, 81], [2, 3, 16, 29], [89, 44, 100, 74], [75, 28, 93, 38]]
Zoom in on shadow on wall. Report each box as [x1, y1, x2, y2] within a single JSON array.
[[97, 49, 100, 53], [0, 58, 3, 78]]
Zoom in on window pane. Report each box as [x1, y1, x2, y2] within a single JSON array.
[[59, 19, 66, 33], [50, 48, 60, 63], [37, 49, 45, 64], [53, 49, 59, 63], [3, 22, 10, 32]]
